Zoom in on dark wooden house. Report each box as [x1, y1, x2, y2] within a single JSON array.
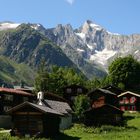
[[63, 84, 88, 106], [87, 88, 118, 108], [7, 102, 62, 137], [118, 91, 140, 111], [102, 85, 124, 95], [84, 104, 123, 126], [0, 87, 34, 114], [84, 88, 123, 126], [7, 91, 72, 137]]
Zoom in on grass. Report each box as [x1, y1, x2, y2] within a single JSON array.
[[1, 112, 140, 140], [63, 112, 140, 140]]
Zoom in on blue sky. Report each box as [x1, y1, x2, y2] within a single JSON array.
[[0, 0, 140, 35]]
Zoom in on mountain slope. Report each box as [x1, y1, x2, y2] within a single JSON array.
[[0, 23, 78, 69], [1, 20, 140, 80], [0, 56, 35, 86], [37, 20, 140, 72], [39, 24, 106, 78]]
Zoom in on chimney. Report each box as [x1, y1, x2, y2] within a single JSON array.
[[37, 91, 44, 106]]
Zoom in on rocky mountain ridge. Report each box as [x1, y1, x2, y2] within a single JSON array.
[[0, 20, 140, 80], [40, 20, 140, 71]]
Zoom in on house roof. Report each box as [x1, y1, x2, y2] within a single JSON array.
[[44, 92, 67, 102], [102, 85, 124, 95], [44, 99, 72, 115], [88, 88, 117, 97], [0, 87, 34, 96], [118, 91, 140, 98], [6, 101, 63, 116]]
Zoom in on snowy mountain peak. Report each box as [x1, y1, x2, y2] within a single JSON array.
[[84, 20, 103, 31], [30, 23, 42, 30], [0, 22, 20, 31]]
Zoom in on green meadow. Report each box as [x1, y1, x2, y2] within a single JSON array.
[[0, 112, 140, 140]]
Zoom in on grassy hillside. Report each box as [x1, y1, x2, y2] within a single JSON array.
[[0, 56, 35, 86]]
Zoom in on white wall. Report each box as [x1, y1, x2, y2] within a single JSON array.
[[59, 114, 72, 130]]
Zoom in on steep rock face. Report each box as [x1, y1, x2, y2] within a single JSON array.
[[0, 24, 77, 69], [44, 23, 106, 78], [75, 20, 140, 69], [1, 20, 140, 79], [41, 20, 140, 71]]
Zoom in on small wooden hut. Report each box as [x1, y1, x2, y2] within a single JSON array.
[[84, 104, 123, 126], [7, 101, 62, 137], [7, 91, 72, 137]]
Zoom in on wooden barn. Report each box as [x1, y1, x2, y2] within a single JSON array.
[[87, 88, 118, 108], [7, 91, 72, 137], [7, 102, 62, 137], [118, 91, 140, 111], [63, 84, 88, 106], [84, 104, 123, 126]]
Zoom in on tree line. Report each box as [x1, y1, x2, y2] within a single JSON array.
[[34, 55, 140, 95]]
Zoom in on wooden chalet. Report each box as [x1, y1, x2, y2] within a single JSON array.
[[7, 102, 62, 137], [0, 87, 34, 114], [84, 104, 123, 126], [63, 84, 88, 106], [118, 91, 140, 111], [7, 91, 72, 137], [87, 88, 118, 108], [102, 85, 124, 95]]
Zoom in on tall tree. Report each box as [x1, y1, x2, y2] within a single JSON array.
[[34, 65, 85, 95], [49, 66, 85, 95], [34, 60, 49, 92], [73, 95, 90, 121], [108, 55, 140, 89]]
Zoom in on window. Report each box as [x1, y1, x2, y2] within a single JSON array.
[[123, 97, 129, 104], [120, 106, 125, 111], [23, 97, 28, 102], [66, 88, 72, 93], [130, 97, 136, 104], [131, 106, 136, 111], [127, 106, 131, 111], [4, 106, 11, 112], [4, 94, 13, 101], [77, 88, 82, 93]]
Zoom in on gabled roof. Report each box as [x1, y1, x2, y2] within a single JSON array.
[[7, 101, 63, 116], [102, 85, 124, 95], [118, 91, 140, 98], [44, 92, 67, 102], [44, 99, 72, 115], [0, 87, 34, 96], [88, 88, 117, 97]]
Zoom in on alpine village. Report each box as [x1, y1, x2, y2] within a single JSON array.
[[0, 21, 140, 140]]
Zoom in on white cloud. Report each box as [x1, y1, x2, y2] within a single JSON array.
[[66, 0, 75, 5]]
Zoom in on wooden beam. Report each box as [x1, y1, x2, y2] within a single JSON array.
[[14, 112, 42, 115]]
